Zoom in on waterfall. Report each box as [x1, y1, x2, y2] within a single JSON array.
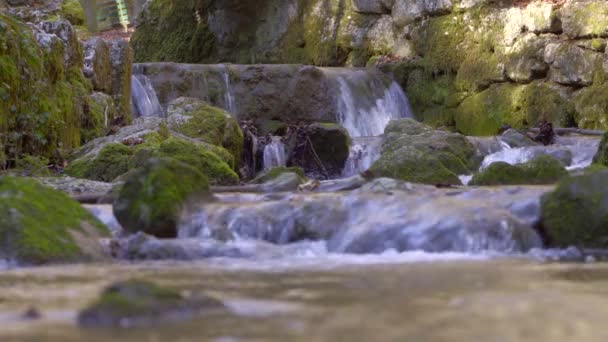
[[263, 136, 287, 170], [324, 68, 413, 176], [131, 74, 163, 118], [342, 137, 383, 177], [220, 65, 237, 115], [328, 69, 413, 138]]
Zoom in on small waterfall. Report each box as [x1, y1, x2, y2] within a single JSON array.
[[342, 137, 383, 177], [480, 136, 601, 171], [220, 65, 237, 115], [322, 69, 414, 176], [328, 69, 413, 138], [263, 136, 287, 170], [131, 74, 163, 118]]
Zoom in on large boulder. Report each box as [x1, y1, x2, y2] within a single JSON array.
[[470, 155, 568, 186], [0, 177, 109, 265], [66, 117, 239, 185], [113, 158, 210, 238], [540, 170, 608, 248], [167, 97, 243, 166], [370, 119, 478, 184]]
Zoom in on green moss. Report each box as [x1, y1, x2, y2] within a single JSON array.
[[113, 158, 210, 238], [131, 0, 216, 63], [153, 138, 239, 186], [471, 155, 567, 186], [455, 82, 574, 136], [369, 119, 477, 185], [15, 155, 52, 177], [567, 1, 608, 38], [592, 132, 608, 166], [168, 101, 244, 169], [61, 0, 85, 26], [540, 170, 608, 248], [455, 51, 503, 92], [0, 14, 91, 163], [573, 77, 608, 130], [0, 177, 109, 264], [253, 167, 306, 184]]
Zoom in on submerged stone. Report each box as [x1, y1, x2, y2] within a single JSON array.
[[78, 280, 224, 328], [113, 158, 210, 238], [0, 177, 109, 265]]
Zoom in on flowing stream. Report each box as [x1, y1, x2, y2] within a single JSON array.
[[131, 74, 164, 118], [263, 136, 287, 170]]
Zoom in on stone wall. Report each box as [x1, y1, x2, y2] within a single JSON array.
[[132, 0, 608, 135]]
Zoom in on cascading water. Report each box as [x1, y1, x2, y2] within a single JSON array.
[[342, 137, 383, 177], [460, 134, 602, 185], [479, 135, 601, 171], [263, 136, 287, 170], [219, 64, 238, 115], [324, 69, 414, 176], [329, 69, 413, 138], [131, 74, 164, 118]]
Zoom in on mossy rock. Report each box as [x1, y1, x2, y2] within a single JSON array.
[[113, 158, 210, 238], [370, 119, 478, 185], [131, 0, 216, 63], [455, 82, 575, 136], [592, 132, 608, 166], [0, 14, 92, 161], [78, 279, 224, 328], [253, 166, 306, 184], [149, 138, 239, 186], [61, 0, 85, 26], [540, 170, 608, 248], [167, 97, 244, 168], [0, 176, 109, 265], [471, 155, 568, 186], [573, 79, 608, 130]]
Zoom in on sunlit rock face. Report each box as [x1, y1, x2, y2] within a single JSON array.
[[131, 0, 608, 132]]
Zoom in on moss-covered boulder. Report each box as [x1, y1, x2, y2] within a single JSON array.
[[83, 38, 111, 93], [78, 279, 224, 328], [470, 155, 568, 186], [370, 119, 478, 185], [592, 131, 608, 166], [0, 177, 109, 265], [540, 170, 608, 248], [147, 138, 239, 186], [0, 14, 94, 161], [113, 158, 210, 238], [167, 97, 243, 167], [66, 118, 239, 185]]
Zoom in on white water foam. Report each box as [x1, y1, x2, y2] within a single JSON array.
[[342, 137, 383, 177]]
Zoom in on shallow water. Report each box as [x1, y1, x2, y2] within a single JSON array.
[[2, 259, 608, 341]]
